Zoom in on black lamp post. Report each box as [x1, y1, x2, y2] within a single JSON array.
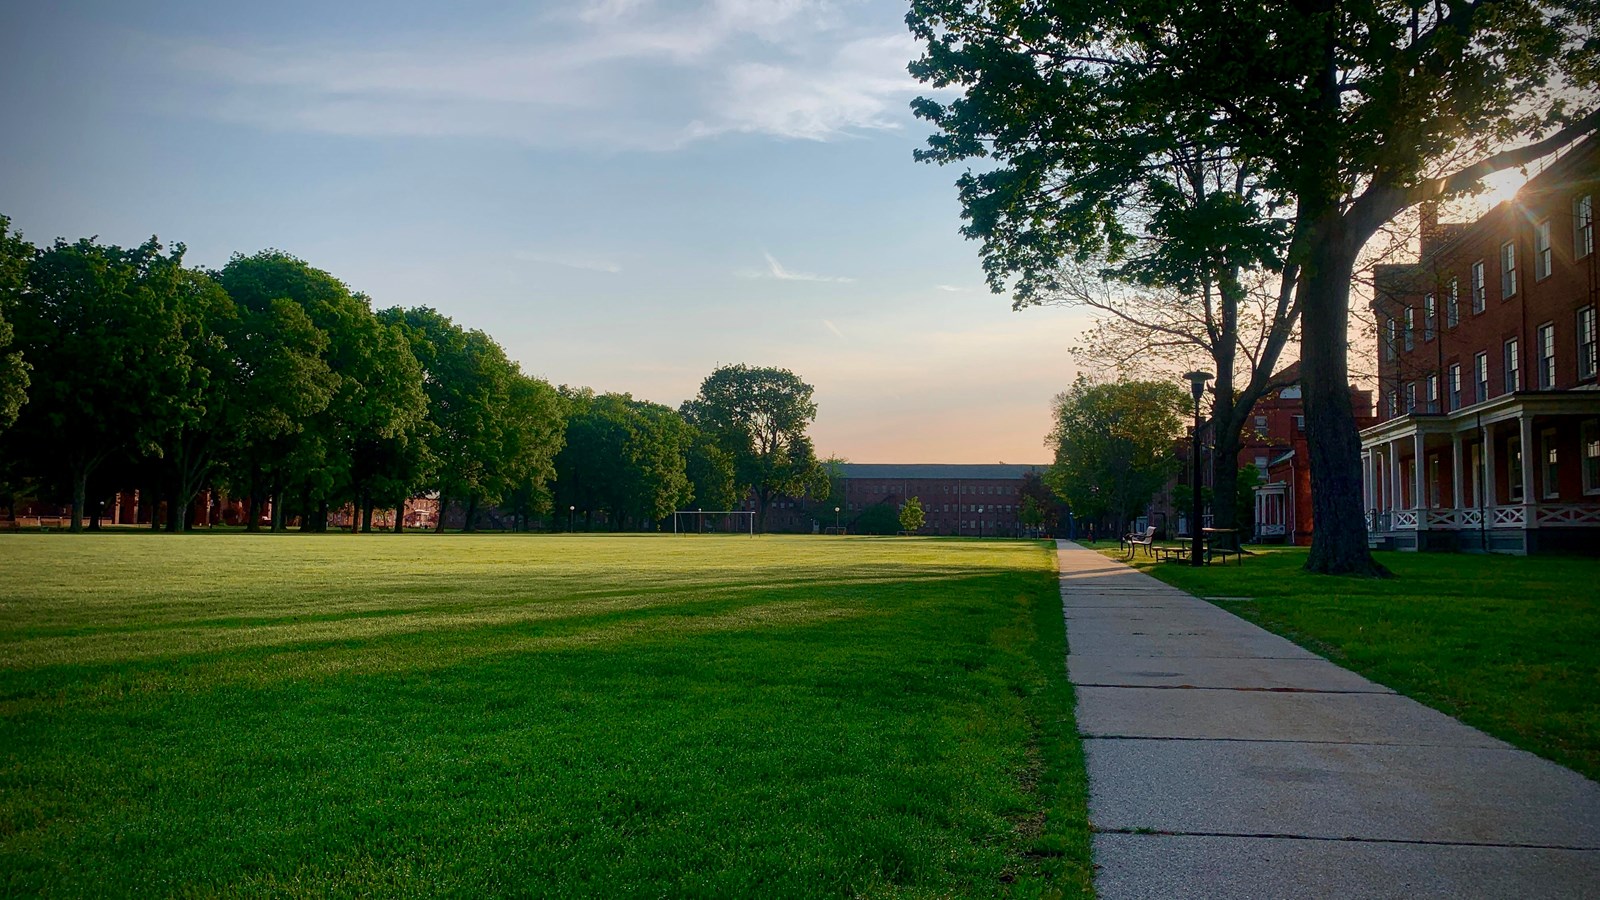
[[834, 506, 840, 532], [977, 505, 984, 538], [1183, 370, 1213, 567], [569, 504, 575, 532]]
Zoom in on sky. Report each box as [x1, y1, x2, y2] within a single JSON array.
[[0, 0, 1093, 464]]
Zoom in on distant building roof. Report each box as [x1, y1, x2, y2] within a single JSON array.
[[838, 463, 1050, 480]]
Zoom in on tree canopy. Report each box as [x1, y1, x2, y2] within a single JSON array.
[[1045, 378, 1186, 534], [909, 0, 1598, 573]]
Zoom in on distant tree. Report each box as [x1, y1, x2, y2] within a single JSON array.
[[555, 391, 691, 530], [0, 216, 33, 433], [1019, 495, 1044, 532], [853, 502, 901, 536], [681, 364, 825, 531], [151, 269, 239, 532], [8, 236, 197, 531], [1046, 378, 1186, 537], [1018, 471, 1064, 535], [496, 374, 566, 532], [898, 496, 926, 534], [685, 428, 738, 512]]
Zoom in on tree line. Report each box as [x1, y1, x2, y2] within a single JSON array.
[[0, 217, 827, 534]]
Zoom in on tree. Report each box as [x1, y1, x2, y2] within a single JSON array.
[[554, 391, 691, 530], [0, 216, 32, 433], [681, 364, 825, 531], [151, 270, 239, 532], [898, 496, 926, 533], [1045, 378, 1186, 537], [496, 373, 566, 532], [8, 236, 197, 531], [908, 0, 1597, 574]]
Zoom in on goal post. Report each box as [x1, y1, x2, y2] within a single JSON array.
[[672, 510, 757, 537]]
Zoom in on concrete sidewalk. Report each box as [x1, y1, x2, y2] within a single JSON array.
[[1057, 540, 1600, 899]]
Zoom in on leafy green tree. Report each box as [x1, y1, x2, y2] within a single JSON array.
[[681, 364, 825, 531], [152, 270, 239, 532], [1045, 378, 1186, 537], [898, 496, 926, 534], [8, 236, 198, 531], [0, 216, 33, 433], [908, 0, 1597, 574], [853, 502, 901, 536], [685, 428, 738, 512], [496, 373, 567, 532], [554, 391, 691, 530]]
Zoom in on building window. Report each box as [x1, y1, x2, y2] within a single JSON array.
[[1404, 307, 1415, 351], [1583, 419, 1600, 495], [1404, 381, 1416, 411], [1475, 351, 1490, 402], [1426, 373, 1438, 408], [1385, 318, 1398, 360], [1387, 390, 1399, 416], [1509, 436, 1524, 502], [1447, 278, 1460, 328], [1471, 261, 1486, 313], [1448, 363, 1462, 411], [1579, 306, 1597, 380], [1429, 455, 1441, 508], [1500, 241, 1517, 298], [1424, 295, 1436, 341], [1577, 195, 1595, 259], [1541, 429, 1559, 499], [1534, 219, 1552, 280], [1504, 338, 1520, 392], [1293, 414, 1305, 432], [1537, 322, 1556, 389]]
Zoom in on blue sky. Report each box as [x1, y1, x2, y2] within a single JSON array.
[[0, 0, 1089, 463]]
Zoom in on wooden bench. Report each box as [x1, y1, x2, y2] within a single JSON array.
[[1121, 525, 1158, 558]]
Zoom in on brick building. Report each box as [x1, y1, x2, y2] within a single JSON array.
[[1360, 136, 1599, 553], [1249, 366, 1377, 545], [754, 463, 1050, 536]]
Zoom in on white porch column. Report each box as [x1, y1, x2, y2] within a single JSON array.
[[1483, 422, 1497, 507], [1451, 434, 1464, 512], [1519, 413, 1536, 514], [1362, 451, 1374, 510], [1389, 439, 1403, 509], [1413, 432, 1426, 513]]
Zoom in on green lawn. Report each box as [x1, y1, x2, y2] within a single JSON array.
[[1096, 542, 1600, 781], [0, 534, 1090, 898]]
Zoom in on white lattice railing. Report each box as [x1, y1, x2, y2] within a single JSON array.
[[1491, 506, 1527, 528], [1391, 509, 1419, 529], [1534, 505, 1600, 526], [1258, 523, 1287, 535]]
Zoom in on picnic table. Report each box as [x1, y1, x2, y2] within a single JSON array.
[[1154, 528, 1244, 565]]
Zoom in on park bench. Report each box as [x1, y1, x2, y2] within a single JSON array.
[[1157, 529, 1244, 565], [1121, 525, 1157, 558]]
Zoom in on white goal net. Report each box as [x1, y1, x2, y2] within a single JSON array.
[[672, 510, 757, 536]]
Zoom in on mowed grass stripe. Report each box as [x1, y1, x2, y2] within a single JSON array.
[[0, 534, 1091, 897]]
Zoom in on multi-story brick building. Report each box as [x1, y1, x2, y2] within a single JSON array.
[[754, 463, 1050, 536], [1360, 136, 1599, 553]]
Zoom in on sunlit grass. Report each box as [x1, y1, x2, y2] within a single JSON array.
[[1103, 544, 1600, 781], [0, 534, 1091, 897]]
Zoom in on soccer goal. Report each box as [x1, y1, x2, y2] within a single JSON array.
[[672, 510, 757, 536]]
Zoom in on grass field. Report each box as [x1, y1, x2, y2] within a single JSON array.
[[0, 534, 1090, 898], [1095, 543, 1600, 781]]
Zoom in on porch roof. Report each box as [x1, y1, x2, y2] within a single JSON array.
[[1359, 390, 1600, 449]]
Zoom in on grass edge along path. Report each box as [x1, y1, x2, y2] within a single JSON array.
[[0, 534, 1094, 898], [1089, 542, 1600, 782]]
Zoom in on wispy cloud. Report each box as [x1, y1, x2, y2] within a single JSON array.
[[739, 251, 855, 283], [822, 319, 845, 339], [157, 0, 930, 149], [515, 250, 622, 274], [935, 284, 969, 292]]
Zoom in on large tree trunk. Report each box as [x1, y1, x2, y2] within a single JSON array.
[[246, 494, 261, 533], [1211, 427, 1241, 531], [1301, 229, 1390, 576], [270, 489, 286, 532], [462, 494, 479, 533], [394, 502, 406, 534], [435, 497, 448, 533], [360, 500, 373, 533], [70, 467, 87, 533]]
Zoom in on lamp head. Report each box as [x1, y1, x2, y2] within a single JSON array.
[[1183, 370, 1213, 404]]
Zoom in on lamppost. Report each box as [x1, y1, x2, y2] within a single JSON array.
[[569, 505, 575, 532], [1183, 370, 1213, 567], [834, 506, 840, 532], [977, 505, 984, 538]]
